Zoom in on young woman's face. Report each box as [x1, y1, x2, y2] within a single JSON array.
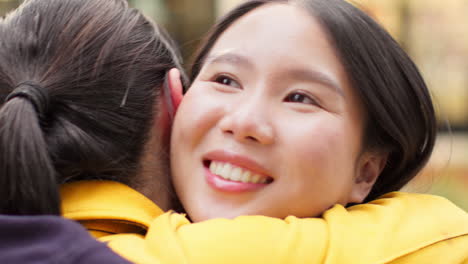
[[171, 4, 373, 222]]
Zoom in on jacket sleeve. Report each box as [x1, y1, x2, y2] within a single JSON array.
[[105, 192, 468, 264], [0, 215, 132, 264]]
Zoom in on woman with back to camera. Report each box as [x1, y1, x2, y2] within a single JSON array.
[[0, 0, 183, 262], [0, 0, 467, 263]]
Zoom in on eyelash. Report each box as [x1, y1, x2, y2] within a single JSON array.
[[213, 74, 241, 88], [284, 91, 320, 106]]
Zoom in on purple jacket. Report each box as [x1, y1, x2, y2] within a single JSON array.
[[0, 215, 132, 264]]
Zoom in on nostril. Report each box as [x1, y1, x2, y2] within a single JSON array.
[[246, 136, 257, 142]]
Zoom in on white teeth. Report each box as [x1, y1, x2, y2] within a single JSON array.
[[209, 161, 269, 184], [251, 174, 260, 184], [215, 163, 223, 175], [240, 170, 251, 183], [209, 162, 217, 173], [221, 163, 232, 177], [231, 167, 242, 181]]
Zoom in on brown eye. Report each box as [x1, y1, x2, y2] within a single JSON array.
[[284, 92, 317, 105], [214, 75, 241, 88]]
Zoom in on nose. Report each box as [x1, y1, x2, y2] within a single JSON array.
[[218, 98, 275, 145]]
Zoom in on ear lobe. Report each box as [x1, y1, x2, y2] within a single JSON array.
[[167, 68, 183, 111], [349, 152, 388, 203]]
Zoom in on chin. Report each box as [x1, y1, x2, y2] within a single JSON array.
[[189, 207, 245, 222]]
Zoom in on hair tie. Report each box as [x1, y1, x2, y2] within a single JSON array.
[[5, 81, 50, 117]]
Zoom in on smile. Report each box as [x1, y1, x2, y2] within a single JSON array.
[[209, 161, 271, 184]]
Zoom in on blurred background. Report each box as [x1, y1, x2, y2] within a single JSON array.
[[1, 0, 467, 210]]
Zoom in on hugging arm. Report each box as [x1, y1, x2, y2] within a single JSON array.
[[2, 193, 466, 264], [106, 193, 468, 264]]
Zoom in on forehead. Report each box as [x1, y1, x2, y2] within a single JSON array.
[[209, 3, 333, 62]]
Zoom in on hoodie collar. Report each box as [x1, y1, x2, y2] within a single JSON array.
[[61, 180, 164, 236]]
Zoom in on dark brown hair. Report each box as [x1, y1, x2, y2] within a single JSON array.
[[190, 0, 436, 202], [0, 0, 184, 215]]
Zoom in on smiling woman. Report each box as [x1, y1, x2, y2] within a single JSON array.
[[171, 4, 374, 221], [170, 0, 434, 222]]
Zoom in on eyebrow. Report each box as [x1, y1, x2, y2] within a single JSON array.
[[285, 68, 345, 97], [204, 53, 254, 69]]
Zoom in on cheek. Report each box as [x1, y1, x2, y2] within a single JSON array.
[[172, 88, 224, 150], [280, 118, 361, 207], [289, 118, 343, 155], [282, 117, 355, 178]]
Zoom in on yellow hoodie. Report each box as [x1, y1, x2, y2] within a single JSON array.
[[61, 181, 468, 264]]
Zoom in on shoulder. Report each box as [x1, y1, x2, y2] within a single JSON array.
[[0, 215, 131, 264], [322, 192, 468, 263]]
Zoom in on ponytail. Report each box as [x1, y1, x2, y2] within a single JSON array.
[[0, 0, 182, 215], [0, 83, 60, 215]]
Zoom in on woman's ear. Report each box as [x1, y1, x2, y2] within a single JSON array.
[[161, 68, 183, 121], [167, 68, 183, 111], [349, 151, 388, 203], [156, 68, 184, 142]]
